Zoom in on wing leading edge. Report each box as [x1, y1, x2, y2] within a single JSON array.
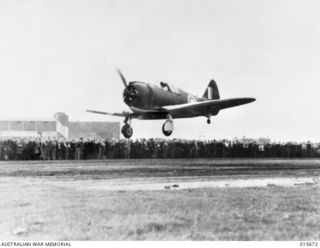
[[86, 110, 130, 117], [86, 109, 165, 120]]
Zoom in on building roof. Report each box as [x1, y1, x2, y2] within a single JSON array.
[[0, 117, 54, 122]]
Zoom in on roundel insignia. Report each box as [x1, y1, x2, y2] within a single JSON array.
[[188, 95, 197, 103]]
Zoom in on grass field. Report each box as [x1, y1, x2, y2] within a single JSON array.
[[0, 159, 319, 240], [0, 180, 319, 240]]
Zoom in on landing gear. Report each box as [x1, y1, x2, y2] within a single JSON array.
[[207, 116, 211, 124], [121, 124, 133, 138], [162, 114, 174, 136], [121, 116, 133, 139]]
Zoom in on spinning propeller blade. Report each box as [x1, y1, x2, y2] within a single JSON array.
[[117, 69, 127, 88]]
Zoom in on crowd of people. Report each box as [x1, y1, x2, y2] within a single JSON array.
[[0, 137, 319, 160]]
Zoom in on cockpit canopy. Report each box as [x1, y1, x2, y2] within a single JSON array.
[[159, 81, 180, 95]]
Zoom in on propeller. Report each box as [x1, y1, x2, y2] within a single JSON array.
[[117, 69, 127, 88], [117, 69, 138, 105]]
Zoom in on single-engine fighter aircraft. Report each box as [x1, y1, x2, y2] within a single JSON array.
[[87, 70, 255, 138]]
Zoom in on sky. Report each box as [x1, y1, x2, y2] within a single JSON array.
[[0, 0, 320, 141]]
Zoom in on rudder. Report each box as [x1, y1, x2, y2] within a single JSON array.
[[203, 79, 220, 100]]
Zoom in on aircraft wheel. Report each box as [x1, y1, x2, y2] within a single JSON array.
[[121, 124, 133, 139], [162, 120, 173, 136], [207, 118, 211, 124]]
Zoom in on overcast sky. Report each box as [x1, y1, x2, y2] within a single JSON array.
[[0, 0, 319, 141]]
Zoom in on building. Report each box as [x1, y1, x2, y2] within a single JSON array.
[[0, 112, 120, 139], [68, 121, 120, 139]]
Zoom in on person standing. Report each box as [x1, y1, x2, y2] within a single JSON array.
[[124, 139, 131, 159], [57, 140, 63, 160], [51, 139, 57, 160], [75, 139, 81, 160], [34, 138, 41, 160], [64, 140, 71, 160], [40, 140, 47, 160]]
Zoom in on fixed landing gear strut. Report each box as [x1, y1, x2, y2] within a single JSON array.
[[121, 116, 133, 139], [162, 114, 174, 136], [207, 116, 211, 124]]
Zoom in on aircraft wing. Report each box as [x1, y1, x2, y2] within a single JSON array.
[[86, 109, 131, 117], [86, 97, 255, 120], [162, 98, 255, 118], [86, 109, 164, 120]]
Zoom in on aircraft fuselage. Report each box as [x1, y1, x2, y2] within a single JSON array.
[[125, 81, 202, 112]]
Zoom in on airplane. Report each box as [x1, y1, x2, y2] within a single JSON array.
[[87, 70, 255, 139]]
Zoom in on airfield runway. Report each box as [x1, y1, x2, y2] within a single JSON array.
[[0, 159, 319, 240], [1, 158, 319, 191]]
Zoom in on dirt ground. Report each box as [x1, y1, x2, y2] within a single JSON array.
[[0, 159, 319, 240]]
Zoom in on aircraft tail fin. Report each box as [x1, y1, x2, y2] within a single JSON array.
[[203, 79, 220, 100]]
